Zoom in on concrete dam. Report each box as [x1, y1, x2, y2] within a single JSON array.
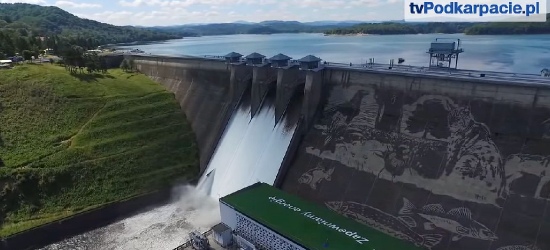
[[132, 53, 550, 250]]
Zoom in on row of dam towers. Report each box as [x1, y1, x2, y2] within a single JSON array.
[[130, 52, 326, 177], [131, 53, 550, 250]]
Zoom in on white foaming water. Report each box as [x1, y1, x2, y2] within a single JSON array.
[[197, 97, 297, 199], [41, 94, 297, 250], [40, 186, 220, 250]]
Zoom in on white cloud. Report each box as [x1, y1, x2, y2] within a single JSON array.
[[75, 0, 402, 26], [55, 0, 101, 8], [118, 0, 275, 8], [293, 0, 390, 9], [0, 0, 48, 4], [0, 0, 401, 26], [77, 5, 297, 26]]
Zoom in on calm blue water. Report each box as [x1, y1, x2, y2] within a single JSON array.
[[123, 33, 550, 74]]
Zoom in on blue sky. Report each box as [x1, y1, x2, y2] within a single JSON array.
[[0, 0, 403, 26]]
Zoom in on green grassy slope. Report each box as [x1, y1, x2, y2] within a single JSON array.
[[0, 64, 199, 237]]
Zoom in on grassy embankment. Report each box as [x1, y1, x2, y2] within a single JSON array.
[[0, 64, 199, 237]]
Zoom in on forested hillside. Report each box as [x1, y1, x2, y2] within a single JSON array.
[[324, 22, 473, 35], [154, 20, 359, 36], [0, 3, 181, 58], [324, 14, 550, 35], [465, 14, 550, 34]]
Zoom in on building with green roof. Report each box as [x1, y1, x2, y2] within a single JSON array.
[[218, 182, 424, 250]]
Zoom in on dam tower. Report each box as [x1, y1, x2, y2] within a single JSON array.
[[223, 51, 243, 64], [427, 38, 463, 69], [268, 53, 292, 68]]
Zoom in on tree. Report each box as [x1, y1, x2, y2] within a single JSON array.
[[18, 28, 27, 36], [16, 37, 29, 53], [61, 45, 85, 73], [99, 57, 107, 73], [22, 50, 32, 61], [83, 52, 107, 74], [128, 58, 135, 72], [1, 15, 11, 23], [120, 59, 130, 72]]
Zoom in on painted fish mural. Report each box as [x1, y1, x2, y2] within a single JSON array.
[[326, 201, 443, 249], [283, 76, 550, 250], [399, 198, 498, 242], [298, 165, 334, 190], [496, 245, 541, 250]]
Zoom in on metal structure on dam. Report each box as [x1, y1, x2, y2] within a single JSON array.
[[130, 46, 550, 250]]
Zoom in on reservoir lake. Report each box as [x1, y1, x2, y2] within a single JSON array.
[[122, 33, 550, 74]]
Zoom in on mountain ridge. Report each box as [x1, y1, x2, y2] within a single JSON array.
[[147, 20, 386, 29], [149, 20, 375, 36], [0, 3, 182, 45]]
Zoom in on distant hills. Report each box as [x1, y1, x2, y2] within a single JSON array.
[[149, 14, 550, 37], [1, 1, 548, 57], [150, 20, 374, 36], [0, 3, 182, 45], [149, 19, 470, 37], [324, 14, 550, 35], [152, 17, 550, 37]]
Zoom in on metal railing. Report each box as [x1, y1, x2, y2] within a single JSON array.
[[201, 54, 550, 84], [203, 55, 225, 60], [172, 229, 213, 250], [323, 61, 550, 85]]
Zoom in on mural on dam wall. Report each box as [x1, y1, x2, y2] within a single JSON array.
[[281, 82, 550, 250]]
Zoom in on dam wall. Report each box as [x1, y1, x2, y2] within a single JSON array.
[[132, 55, 239, 171], [251, 65, 277, 118], [281, 68, 550, 250], [129, 54, 550, 249], [131, 55, 308, 172], [275, 66, 306, 123]]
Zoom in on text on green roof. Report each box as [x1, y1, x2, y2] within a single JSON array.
[[268, 196, 370, 245]]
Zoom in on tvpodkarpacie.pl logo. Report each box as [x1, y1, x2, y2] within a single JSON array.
[[404, 0, 547, 22]]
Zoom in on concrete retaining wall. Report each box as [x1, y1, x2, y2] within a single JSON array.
[[281, 68, 550, 250]]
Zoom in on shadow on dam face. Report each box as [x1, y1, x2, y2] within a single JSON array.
[[281, 69, 550, 250], [283, 83, 305, 133]]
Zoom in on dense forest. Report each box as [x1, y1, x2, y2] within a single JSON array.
[[324, 22, 472, 35], [324, 14, 550, 35], [171, 17, 550, 37], [465, 15, 550, 34], [153, 21, 360, 36], [0, 3, 183, 58]]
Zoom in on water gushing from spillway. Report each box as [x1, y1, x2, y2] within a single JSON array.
[[40, 186, 219, 250], [40, 89, 301, 250], [196, 91, 298, 199]]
